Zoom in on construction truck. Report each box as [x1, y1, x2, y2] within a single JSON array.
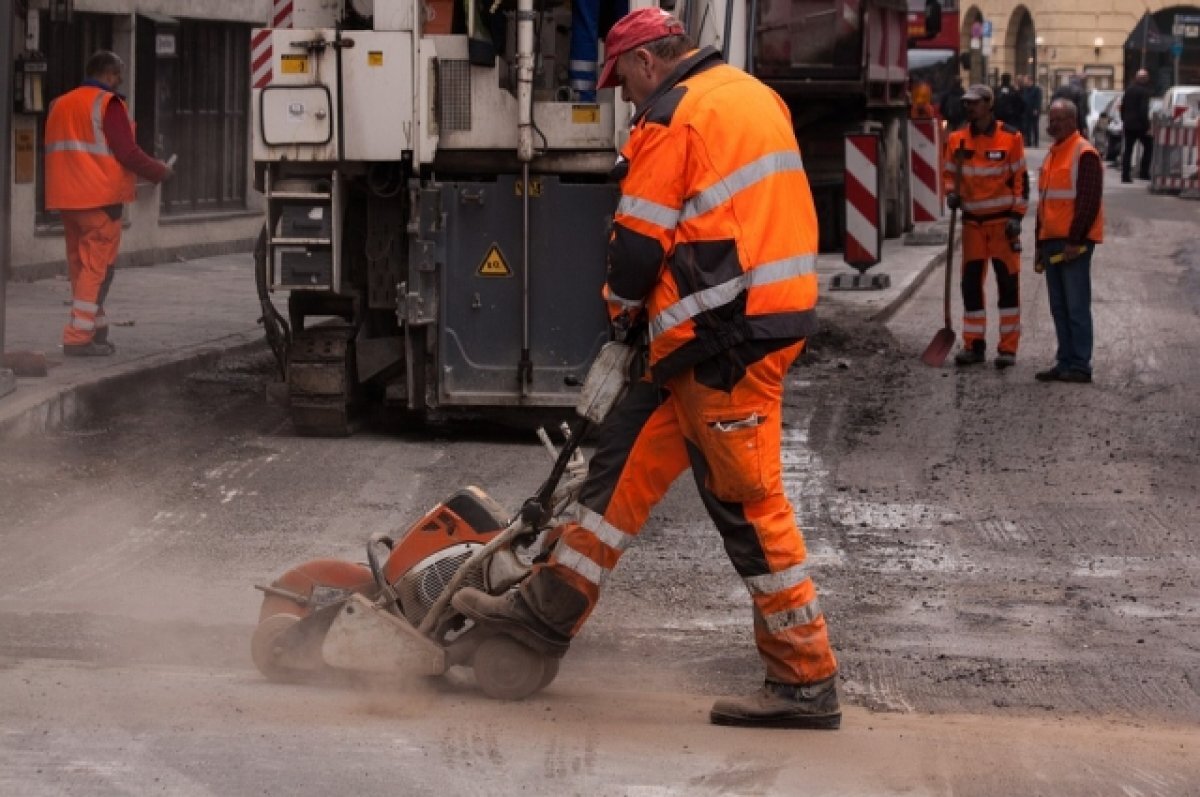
[[252, 0, 911, 435]]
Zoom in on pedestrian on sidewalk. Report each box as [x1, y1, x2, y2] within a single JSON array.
[[1120, 68, 1154, 183], [44, 50, 174, 357], [1020, 75, 1043, 147], [452, 7, 841, 730], [939, 76, 966, 131], [942, 84, 1029, 368], [1034, 99, 1103, 384]]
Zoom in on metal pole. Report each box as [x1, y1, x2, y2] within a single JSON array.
[[2, 0, 16, 392]]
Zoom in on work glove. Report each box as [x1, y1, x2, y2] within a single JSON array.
[[1033, 247, 1045, 274], [1005, 218, 1022, 239], [945, 192, 961, 210]]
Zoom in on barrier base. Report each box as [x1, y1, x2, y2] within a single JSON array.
[[830, 272, 892, 291], [904, 225, 948, 246]]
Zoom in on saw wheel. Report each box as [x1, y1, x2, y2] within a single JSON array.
[[472, 635, 549, 701], [251, 613, 318, 683]]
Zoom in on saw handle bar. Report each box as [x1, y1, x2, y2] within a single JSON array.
[[366, 531, 402, 612]]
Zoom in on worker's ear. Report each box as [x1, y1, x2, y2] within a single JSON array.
[[633, 47, 655, 78]]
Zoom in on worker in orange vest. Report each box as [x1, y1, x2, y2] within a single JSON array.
[[44, 50, 174, 356], [1034, 99, 1104, 383], [942, 83, 1029, 368], [910, 80, 938, 120], [453, 7, 840, 730]]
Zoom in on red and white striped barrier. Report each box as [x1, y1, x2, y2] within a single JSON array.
[[844, 133, 882, 269], [251, 0, 294, 90], [908, 118, 943, 223], [1150, 119, 1199, 194], [251, 30, 273, 89]]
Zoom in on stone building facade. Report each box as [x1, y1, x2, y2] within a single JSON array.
[[959, 1, 1200, 95]]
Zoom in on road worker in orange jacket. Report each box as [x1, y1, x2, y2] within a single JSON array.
[[942, 83, 1029, 368], [1033, 99, 1104, 383], [44, 50, 174, 356], [454, 7, 840, 730]]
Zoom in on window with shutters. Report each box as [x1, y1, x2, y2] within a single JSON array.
[[159, 20, 251, 215]]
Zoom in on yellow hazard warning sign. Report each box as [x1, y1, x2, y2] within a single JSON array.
[[477, 244, 511, 277], [281, 54, 308, 74]]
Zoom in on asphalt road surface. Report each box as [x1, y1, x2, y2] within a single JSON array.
[[1, 156, 1197, 795]]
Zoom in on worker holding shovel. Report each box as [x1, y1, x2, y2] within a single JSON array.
[[941, 84, 1029, 369]]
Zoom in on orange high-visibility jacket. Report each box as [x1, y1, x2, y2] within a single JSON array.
[[45, 85, 136, 210], [942, 120, 1028, 222], [1037, 131, 1104, 243], [604, 47, 819, 381]]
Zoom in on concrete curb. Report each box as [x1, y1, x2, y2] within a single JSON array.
[[0, 330, 266, 439], [869, 245, 949, 324]]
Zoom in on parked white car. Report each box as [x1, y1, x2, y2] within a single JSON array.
[[1156, 85, 1200, 121], [1085, 89, 1121, 138]]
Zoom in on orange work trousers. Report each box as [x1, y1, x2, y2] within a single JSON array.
[[521, 341, 839, 686], [61, 209, 122, 346], [960, 219, 1021, 355]]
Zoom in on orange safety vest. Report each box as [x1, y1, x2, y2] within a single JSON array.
[[44, 85, 136, 210], [1037, 131, 1104, 243], [942, 121, 1028, 221], [606, 47, 819, 380]]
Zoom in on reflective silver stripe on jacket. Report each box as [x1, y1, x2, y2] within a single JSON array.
[[958, 164, 1010, 176], [605, 291, 645, 311], [555, 544, 607, 587], [679, 151, 805, 222], [962, 196, 1017, 212], [617, 195, 681, 231], [1041, 138, 1087, 200], [1009, 157, 1026, 173], [762, 596, 823, 634], [578, 507, 635, 553], [744, 562, 810, 596], [650, 253, 816, 340], [45, 92, 113, 156]]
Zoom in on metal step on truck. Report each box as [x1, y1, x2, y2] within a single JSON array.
[[251, 0, 911, 435]]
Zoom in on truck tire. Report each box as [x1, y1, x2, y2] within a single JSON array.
[[882, 117, 910, 239]]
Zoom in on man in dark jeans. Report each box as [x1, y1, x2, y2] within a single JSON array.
[[994, 73, 1026, 131], [1120, 68, 1154, 183], [1020, 75, 1043, 146]]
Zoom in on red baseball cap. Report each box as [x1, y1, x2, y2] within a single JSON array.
[[597, 8, 687, 90]]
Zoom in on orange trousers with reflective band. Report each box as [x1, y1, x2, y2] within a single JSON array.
[[61, 209, 122, 346], [960, 220, 1021, 354], [521, 341, 838, 686]]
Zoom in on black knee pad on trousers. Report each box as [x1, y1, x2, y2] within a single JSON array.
[[521, 568, 591, 637]]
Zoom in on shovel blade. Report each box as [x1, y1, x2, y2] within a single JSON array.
[[920, 327, 956, 367]]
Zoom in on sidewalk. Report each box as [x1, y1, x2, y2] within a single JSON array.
[[0, 254, 265, 437], [0, 232, 946, 437]]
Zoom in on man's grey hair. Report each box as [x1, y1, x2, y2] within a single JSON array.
[[1049, 98, 1077, 117], [643, 34, 695, 63], [85, 50, 124, 79]]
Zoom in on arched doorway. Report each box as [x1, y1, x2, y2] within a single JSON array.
[[961, 5, 984, 84], [1007, 6, 1036, 81]]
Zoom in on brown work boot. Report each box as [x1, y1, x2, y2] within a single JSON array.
[[710, 676, 841, 729], [63, 341, 116, 357], [452, 587, 571, 658], [954, 345, 985, 366]]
